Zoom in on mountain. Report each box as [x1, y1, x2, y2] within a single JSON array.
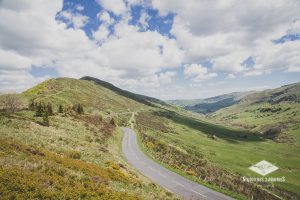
[[207, 82, 300, 141], [81, 76, 167, 107], [23, 77, 154, 113], [1, 77, 299, 199], [167, 91, 253, 114], [0, 77, 174, 200]]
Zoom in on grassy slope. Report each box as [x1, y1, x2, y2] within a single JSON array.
[[167, 91, 252, 113], [138, 83, 300, 198], [23, 78, 148, 113], [0, 78, 177, 200], [2, 77, 299, 199], [135, 109, 300, 199], [207, 83, 300, 136]]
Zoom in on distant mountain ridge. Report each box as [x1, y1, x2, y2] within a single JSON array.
[[239, 82, 300, 105], [167, 91, 253, 114]]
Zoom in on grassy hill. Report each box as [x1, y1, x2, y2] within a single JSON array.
[[134, 83, 300, 199], [0, 77, 299, 200], [207, 82, 300, 142], [81, 76, 167, 107], [0, 78, 176, 200], [24, 77, 151, 114], [167, 92, 252, 114]]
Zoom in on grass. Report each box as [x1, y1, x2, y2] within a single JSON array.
[[135, 110, 300, 199], [1, 77, 299, 199], [134, 127, 247, 200], [0, 110, 175, 199], [23, 78, 148, 113]]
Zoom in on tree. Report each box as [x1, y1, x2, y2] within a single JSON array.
[[58, 104, 64, 113], [42, 112, 50, 126], [29, 100, 35, 110], [0, 94, 22, 113], [76, 103, 84, 114], [47, 103, 53, 116], [35, 102, 44, 117]]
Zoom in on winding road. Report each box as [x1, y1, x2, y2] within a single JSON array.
[[121, 127, 234, 200]]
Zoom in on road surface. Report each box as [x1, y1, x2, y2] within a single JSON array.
[[121, 127, 234, 200]]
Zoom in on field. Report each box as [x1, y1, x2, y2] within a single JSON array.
[[135, 110, 300, 199]]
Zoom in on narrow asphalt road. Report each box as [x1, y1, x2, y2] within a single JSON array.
[[121, 127, 234, 200]]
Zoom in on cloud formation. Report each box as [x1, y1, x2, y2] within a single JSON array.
[[0, 0, 299, 99]]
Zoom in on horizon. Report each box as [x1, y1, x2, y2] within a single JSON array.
[[1, 0, 300, 99], [2, 75, 299, 101]]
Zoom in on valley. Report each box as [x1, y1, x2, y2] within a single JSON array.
[[0, 77, 299, 200]]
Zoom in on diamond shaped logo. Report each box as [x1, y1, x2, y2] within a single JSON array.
[[249, 160, 278, 176]]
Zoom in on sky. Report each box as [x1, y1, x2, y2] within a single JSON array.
[[0, 0, 300, 100]]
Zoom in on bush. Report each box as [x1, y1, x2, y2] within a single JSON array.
[[42, 113, 50, 127], [0, 94, 22, 113], [47, 103, 53, 116], [110, 118, 116, 126], [58, 104, 64, 113], [73, 104, 84, 114], [35, 102, 45, 117], [263, 127, 281, 139]]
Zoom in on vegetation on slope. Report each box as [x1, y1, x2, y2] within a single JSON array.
[[135, 110, 300, 199], [167, 92, 252, 114], [81, 76, 167, 107], [23, 78, 149, 113], [0, 77, 177, 200], [207, 82, 300, 142]]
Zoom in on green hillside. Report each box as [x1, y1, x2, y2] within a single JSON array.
[[167, 92, 252, 114], [0, 78, 176, 200], [81, 76, 167, 107], [134, 83, 300, 199], [207, 82, 300, 142], [24, 77, 150, 113], [1, 78, 299, 200]]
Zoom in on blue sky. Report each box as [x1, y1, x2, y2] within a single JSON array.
[[0, 0, 300, 99]]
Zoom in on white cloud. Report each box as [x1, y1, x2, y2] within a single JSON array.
[[286, 66, 300, 72], [227, 74, 236, 79], [138, 10, 150, 30], [184, 64, 217, 82], [75, 4, 84, 11], [97, 11, 115, 25], [0, 49, 31, 70], [153, 0, 300, 75], [58, 10, 89, 29], [0, 0, 184, 94], [96, 0, 127, 16], [0, 0, 299, 99], [288, 19, 300, 35], [93, 26, 110, 42]]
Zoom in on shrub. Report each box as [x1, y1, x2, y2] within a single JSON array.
[[110, 118, 116, 126], [47, 103, 53, 116], [73, 103, 84, 114], [263, 127, 281, 139], [0, 94, 22, 113], [42, 113, 50, 127], [58, 104, 64, 113], [35, 102, 45, 117], [28, 100, 35, 110]]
